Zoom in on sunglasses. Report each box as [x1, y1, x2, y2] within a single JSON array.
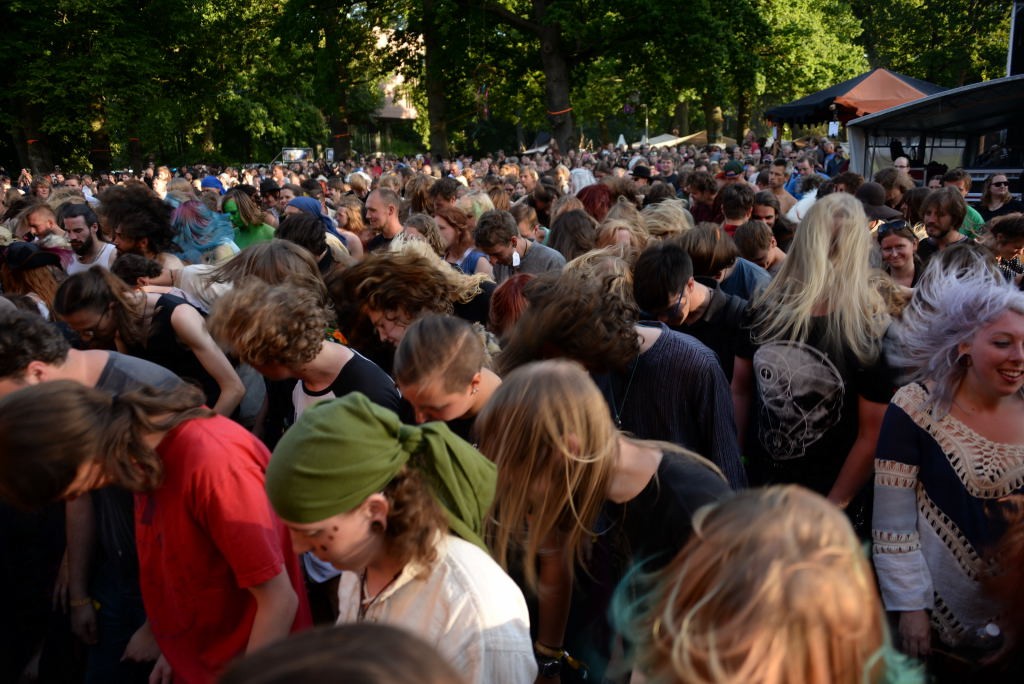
[[992, 181, 1009, 187], [877, 219, 912, 238]]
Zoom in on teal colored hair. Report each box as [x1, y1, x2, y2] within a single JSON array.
[[167, 195, 236, 263]]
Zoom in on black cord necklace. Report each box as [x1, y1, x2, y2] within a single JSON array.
[[357, 567, 404, 621], [608, 354, 641, 428]]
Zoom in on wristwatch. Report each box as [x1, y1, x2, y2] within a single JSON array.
[[536, 654, 563, 678]]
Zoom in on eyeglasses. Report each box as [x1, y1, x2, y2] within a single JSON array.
[[78, 308, 110, 341], [992, 181, 1010, 188], [647, 292, 686, 322]]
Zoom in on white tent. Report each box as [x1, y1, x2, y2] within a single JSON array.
[[630, 133, 688, 149]]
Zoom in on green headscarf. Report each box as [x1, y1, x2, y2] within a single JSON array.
[[266, 392, 496, 550]]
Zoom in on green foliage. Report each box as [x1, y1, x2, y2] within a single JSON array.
[[850, 0, 1013, 86], [0, 0, 1014, 169]]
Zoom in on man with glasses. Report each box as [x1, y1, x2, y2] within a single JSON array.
[[632, 241, 748, 381]]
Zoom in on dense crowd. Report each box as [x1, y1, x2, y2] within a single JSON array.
[[1, 136, 1024, 684]]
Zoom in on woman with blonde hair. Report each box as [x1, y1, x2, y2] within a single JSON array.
[[733, 192, 892, 533], [626, 486, 918, 684], [873, 257, 1024, 673], [478, 359, 730, 682], [977, 173, 1022, 222], [641, 198, 693, 241], [596, 217, 649, 253], [335, 196, 372, 249]]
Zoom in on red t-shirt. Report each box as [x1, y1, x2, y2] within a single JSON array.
[[135, 415, 311, 684]]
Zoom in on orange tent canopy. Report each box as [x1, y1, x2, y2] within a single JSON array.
[[765, 69, 947, 125]]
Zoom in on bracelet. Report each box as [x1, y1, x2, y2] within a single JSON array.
[[534, 642, 586, 673], [533, 641, 564, 659], [70, 597, 93, 608]]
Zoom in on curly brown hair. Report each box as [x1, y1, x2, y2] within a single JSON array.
[[497, 268, 640, 374], [208, 278, 327, 368], [345, 250, 457, 318], [380, 467, 449, 572], [402, 213, 446, 257]]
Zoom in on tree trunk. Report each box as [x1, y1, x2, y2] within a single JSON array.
[[320, 12, 353, 161], [423, 0, 449, 159], [330, 111, 351, 161], [735, 90, 749, 142], [538, 21, 574, 156], [673, 99, 689, 137], [202, 110, 215, 156], [14, 103, 52, 174], [702, 95, 720, 144], [87, 100, 112, 173]]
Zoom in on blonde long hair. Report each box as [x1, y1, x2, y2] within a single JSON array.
[[477, 359, 618, 590], [751, 193, 889, 364], [635, 486, 899, 684]]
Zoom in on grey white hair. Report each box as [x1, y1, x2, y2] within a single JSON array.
[[891, 247, 1024, 416]]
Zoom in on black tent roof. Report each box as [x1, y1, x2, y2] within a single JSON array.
[[765, 69, 947, 126]]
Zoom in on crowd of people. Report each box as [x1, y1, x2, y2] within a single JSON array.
[[1, 135, 1023, 684]]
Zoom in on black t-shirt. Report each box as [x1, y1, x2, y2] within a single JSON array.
[[604, 450, 731, 570], [737, 315, 893, 494], [673, 278, 748, 381], [568, 451, 731, 680], [452, 280, 496, 328], [291, 347, 402, 419], [917, 234, 974, 268], [365, 233, 393, 253], [977, 199, 1024, 223]]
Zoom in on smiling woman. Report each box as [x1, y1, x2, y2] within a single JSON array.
[[874, 255, 1024, 672]]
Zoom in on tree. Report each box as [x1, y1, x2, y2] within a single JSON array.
[[850, 0, 1013, 87], [462, 0, 609, 155]]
